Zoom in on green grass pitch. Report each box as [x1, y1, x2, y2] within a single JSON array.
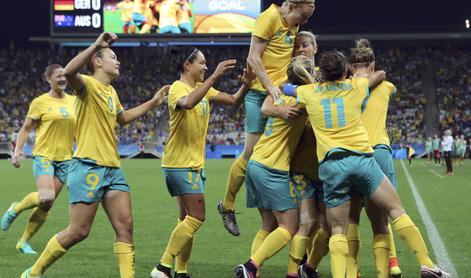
[[0, 159, 469, 277]]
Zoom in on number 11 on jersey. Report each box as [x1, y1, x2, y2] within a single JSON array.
[[320, 97, 346, 128]]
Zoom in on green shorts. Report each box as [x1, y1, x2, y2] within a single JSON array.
[[319, 152, 385, 208], [33, 156, 70, 184], [162, 168, 206, 197], [456, 147, 466, 157], [290, 172, 324, 202], [67, 159, 129, 204], [246, 160, 297, 212], [244, 90, 268, 134]]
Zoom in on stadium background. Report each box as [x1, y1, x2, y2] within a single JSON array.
[[0, 0, 470, 277]]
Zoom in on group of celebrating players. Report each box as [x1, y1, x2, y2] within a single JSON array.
[[1, 0, 450, 277]]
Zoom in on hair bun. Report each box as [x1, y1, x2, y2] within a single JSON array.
[[355, 39, 370, 49]]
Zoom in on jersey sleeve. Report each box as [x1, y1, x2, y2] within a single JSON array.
[[26, 98, 42, 120], [168, 82, 189, 110], [251, 7, 275, 40], [72, 74, 89, 97], [295, 84, 312, 105], [205, 87, 220, 101]]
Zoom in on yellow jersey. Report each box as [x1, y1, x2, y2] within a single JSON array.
[[73, 75, 124, 168], [132, 0, 147, 14], [176, 2, 191, 25], [361, 81, 396, 148], [296, 78, 373, 162], [162, 80, 220, 169], [290, 123, 319, 181], [251, 4, 298, 92], [159, 0, 179, 27], [117, 1, 134, 22], [251, 96, 306, 171], [27, 93, 75, 161]]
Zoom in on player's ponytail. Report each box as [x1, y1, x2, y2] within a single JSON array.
[[350, 38, 375, 65], [287, 55, 316, 85], [171, 46, 201, 73], [319, 51, 347, 82]]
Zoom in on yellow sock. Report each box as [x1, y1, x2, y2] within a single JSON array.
[[373, 234, 391, 278], [160, 216, 202, 267], [114, 242, 135, 278], [307, 227, 330, 268], [306, 224, 320, 255], [222, 157, 247, 211], [251, 229, 270, 256], [251, 227, 291, 267], [392, 214, 433, 268], [20, 208, 49, 243], [346, 224, 361, 278], [287, 235, 310, 275], [30, 235, 67, 275], [388, 223, 397, 259], [175, 219, 194, 273], [13, 192, 39, 215], [329, 234, 348, 278]]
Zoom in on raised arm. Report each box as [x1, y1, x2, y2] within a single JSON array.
[[367, 70, 386, 89], [247, 36, 282, 100], [11, 118, 36, 168], [64, 32, 118, 94], [212, 65, 255, 107], [261, 95, 302, 120], [117, 85, 170, 126], [177, 60, 236, 110]]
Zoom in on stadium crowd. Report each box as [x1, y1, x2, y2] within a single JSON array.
[[1, 45, 470, 147]]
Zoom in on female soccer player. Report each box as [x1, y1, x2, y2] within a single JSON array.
[[234, 55, 315, 278], [150, 47, 254, 278], [285, 32, 324, 277], [217, 0, 316, 236], [344, 39, 402, 278], [21, 32, 169, 278], [284, 50, 448, 278], [1, 65, 74, 255]]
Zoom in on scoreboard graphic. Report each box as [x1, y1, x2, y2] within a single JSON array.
[[52, 0, 104, 34]]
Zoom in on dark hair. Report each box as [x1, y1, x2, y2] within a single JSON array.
[[170, 47, 201, 73], [87, 49, 106, 74], [319, 51, 347, 82], [349, 38, 375, 64], [43, 64, 62, 80]]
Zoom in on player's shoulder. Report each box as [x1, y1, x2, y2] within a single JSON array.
[[32, 93, 50, 104], [260, 4, 279, 19]]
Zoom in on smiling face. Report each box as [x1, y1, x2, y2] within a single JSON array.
[[184, 50, 207, 82], [47, 67, 67, 91]]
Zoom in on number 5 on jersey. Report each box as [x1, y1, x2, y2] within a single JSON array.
[[320, 97, 346, 128]]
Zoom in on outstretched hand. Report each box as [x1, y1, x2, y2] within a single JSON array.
[[152, 85, 170, 108]]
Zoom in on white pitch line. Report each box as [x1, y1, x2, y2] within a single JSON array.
[[400, 160, 458, 277], [429, 169, 444, 179]]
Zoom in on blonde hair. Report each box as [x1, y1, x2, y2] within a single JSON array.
[[350, 38, 375, 65], [296, 31, 317, 48], [287, 55, 316, 85]]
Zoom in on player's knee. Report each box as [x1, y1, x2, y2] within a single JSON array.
[[262, 221, 277, 232], [298, 221, 317, 236], [117, 218, 134, 238], [38, 188, 55, 211], [69, 227, 91, 243]]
